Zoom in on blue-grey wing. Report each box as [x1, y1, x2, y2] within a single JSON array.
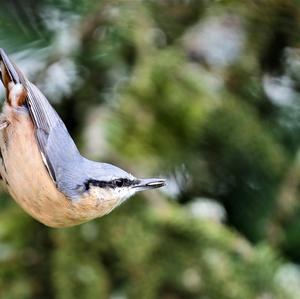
[[26, 83, 82, 183], [0, 48, 82, 191]]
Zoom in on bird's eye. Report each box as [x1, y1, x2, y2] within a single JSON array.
[[115, 179, 123, 187]]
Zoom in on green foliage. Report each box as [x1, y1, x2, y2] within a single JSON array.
[[0, 199, 290, 299], [0, 0, 300, 298]]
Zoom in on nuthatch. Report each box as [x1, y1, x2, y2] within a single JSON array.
[[0, 49, 165, 228]]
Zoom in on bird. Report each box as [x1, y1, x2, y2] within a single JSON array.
[[0, 48, 165, 228]]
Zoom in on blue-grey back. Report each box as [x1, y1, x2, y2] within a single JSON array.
[[27, 83, 132, 199]]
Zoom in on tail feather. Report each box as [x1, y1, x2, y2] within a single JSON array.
[[0, 48, 24, 86]]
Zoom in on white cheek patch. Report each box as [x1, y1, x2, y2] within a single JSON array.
[[116, 187, 136, 203], [89, 186, 114, 202], [88, 186, 136, 205]]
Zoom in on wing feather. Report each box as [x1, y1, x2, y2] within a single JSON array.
[[0, 48, 76, 184]]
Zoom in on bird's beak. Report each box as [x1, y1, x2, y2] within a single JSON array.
[[133, 178, 166, 191], [0, 48, 22, 88]]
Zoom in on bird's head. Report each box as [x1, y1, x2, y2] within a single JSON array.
[[80, 161, 166, 206]]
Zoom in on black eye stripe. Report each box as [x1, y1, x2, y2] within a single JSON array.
[[84, 178, 135, 191]]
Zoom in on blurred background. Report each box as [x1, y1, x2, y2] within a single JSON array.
[[1, 0, 300, 298]]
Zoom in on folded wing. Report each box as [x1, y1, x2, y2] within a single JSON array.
[[0, 48, 81, 186]]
